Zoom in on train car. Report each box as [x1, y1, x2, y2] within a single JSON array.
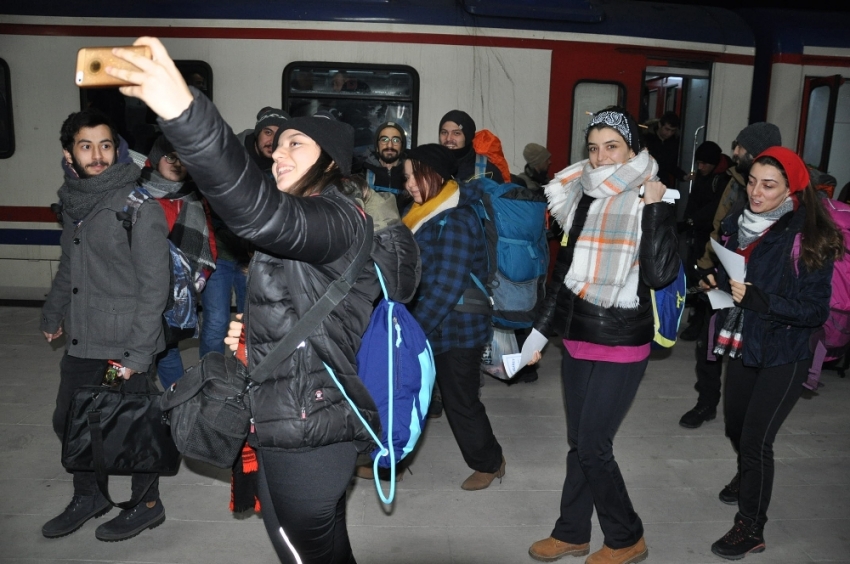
[[0, 0, 841, 300]]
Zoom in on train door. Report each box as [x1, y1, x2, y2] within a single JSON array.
[[642, 66, 711, 218], [798, 75, 849, 196]]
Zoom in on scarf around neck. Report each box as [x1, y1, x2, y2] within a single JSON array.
[[59, 161, 141, 221], [737, 197, 794, 249], [546, 149, 658, 308], [402, 180, 460, 234]]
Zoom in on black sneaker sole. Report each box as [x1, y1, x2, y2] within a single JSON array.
[[711, 542, 765, 560], [718, 493, 739, 505], [42, 503, 112, 539], [95, 511, 165, 542], [678, 411, 717, 429]]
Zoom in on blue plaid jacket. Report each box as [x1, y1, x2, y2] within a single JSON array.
[[407, 182, 492, 356]]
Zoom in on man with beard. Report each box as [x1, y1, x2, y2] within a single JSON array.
[[678, 122, 782, 430], [41, 109, 170, 541], [236, 106, 289, 177], [439, 110, 504, 184], [139, 136, 216, 389], [357, 121, 411, 212]]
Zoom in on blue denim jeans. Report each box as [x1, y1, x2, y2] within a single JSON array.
[[199, 258, 247, 357], [156, 344, 184, 389]]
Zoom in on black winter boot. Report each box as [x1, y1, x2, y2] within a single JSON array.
[[711, 518, 765, 560], [95, 499, 165, 542], [42, 493, 112, 538], [719, 472, 741, 505]]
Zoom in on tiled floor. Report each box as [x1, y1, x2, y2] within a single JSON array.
[[1, 304, 848, 563]]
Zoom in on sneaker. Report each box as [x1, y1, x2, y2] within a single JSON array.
[[711, 519, 765, 560], [42, 493, 112, 538], [678, 404, 716, 429], [719, 473, 741, 505], [528, 537, 589, 561], [428, 399, 443, 419], [95, 499, 165, 542]]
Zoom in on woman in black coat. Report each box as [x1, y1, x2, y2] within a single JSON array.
[[109, 37, 420, 564]]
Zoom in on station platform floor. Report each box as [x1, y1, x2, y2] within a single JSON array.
[[1, 304, 848, 564]]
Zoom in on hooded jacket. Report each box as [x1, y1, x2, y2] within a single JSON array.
[[160, 90, 418, 451]]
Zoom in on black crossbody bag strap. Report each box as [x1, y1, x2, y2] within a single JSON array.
[[249, 215, 374, 384]]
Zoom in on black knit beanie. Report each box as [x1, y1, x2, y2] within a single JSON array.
[[273, 111, 355, 175], [694, 141, 722, 166], [735, 122, 781, 157], [148, 135, 174, 167], [254, 107, 290, 138], [439, 110, 476, 146], [375, 121, 407, 148], [406, 144, 458, 182]]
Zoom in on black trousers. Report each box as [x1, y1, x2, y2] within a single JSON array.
[[724, 358, 806, 529], [256, 443, 358, 564], [53, 353, 159, 503], [435, 347, 503, 473], [552, 351, 646, 549], [694, 311, 723, 409]]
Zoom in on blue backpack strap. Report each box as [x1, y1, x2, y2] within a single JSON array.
[[473, 154, 488, 179]]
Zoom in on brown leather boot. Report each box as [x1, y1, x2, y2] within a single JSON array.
[[355, 465, 404, 482], [460, 456, 506, 491], [585, 537, 648, 564], [528, 537, 590, 561]]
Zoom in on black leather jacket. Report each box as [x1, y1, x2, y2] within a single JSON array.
[[160, 90, 419, 451], [535, 201, 680, 346]]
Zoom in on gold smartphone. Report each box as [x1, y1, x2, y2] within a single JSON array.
[[75, 45, 152, 87]]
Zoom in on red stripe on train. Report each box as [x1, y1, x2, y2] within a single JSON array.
[[0, 206, 58, 223]]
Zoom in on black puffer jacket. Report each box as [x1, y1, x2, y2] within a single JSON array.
[[160, 90, 417, 451], [536, 200, 680, 346]]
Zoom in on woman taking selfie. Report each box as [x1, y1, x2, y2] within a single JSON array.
[[109, 37, 412, 564], [527, 108, 679, 564], [704, 146, 840, 560], [401, 144, 506, 491]]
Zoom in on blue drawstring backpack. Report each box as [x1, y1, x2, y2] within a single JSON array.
[[324, 264, 436, 504], [651, 261, 687, 349]]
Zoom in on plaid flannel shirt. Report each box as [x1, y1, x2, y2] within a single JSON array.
[[408, 203, 492, 356]]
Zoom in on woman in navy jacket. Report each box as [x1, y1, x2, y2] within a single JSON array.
[[703, 146, 842, 560]]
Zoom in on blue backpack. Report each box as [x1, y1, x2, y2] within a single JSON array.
[[458, 177, 550, 329], [650, 261, 687, 349], [324, 264, 436, 504], [365, 169, 404, 196]]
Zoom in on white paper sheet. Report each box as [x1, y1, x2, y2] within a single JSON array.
[[638, 187, 680, 203], [710, 239, 746, 282], [503, 328, 549, 378], [706, 289, 735, 309]]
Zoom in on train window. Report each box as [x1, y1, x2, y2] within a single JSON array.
[[283, 63, 419, 157], [0, 58, 14, 159], [80, 60, 213, 156], [800, 75, 848, 188], [570, 81, 625, 164]]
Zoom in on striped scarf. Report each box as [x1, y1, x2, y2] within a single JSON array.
[[546, 150, 658, 308], [402, 180, 460, 234]]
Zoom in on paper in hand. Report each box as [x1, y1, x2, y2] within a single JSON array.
[[503, 328, 549, 378]]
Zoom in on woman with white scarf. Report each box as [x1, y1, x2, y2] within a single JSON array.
[[702, 147, 841, 561], [527, 108, 679, 564]]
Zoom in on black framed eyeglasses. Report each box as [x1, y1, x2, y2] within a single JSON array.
[[164, 154, 181, 164], [379, 136, 402, 145]]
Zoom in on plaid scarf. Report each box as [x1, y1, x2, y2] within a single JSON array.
[[714, 305, 744, 358], [546, 150, 658, 308], [138, 168, 216, 278]]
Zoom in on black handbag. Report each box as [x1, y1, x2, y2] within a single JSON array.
[[61, 376, 181, 508], [160, 217, 374, 468]]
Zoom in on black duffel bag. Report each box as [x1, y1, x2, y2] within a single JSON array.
[[159, 217, 373, 468], [62, 375, 181, 509]]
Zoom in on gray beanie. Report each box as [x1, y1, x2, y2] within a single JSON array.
[[148, 135, 174, 167], [523, 143, 551, 170], [254, 107, 290, 138], [375, 121, 407, 148], [735, 122, 781, 156]]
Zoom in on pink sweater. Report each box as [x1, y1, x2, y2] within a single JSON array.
[[564, 339, 650, 363]]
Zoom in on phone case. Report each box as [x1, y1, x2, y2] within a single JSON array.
[[75, 45, 152, 87]]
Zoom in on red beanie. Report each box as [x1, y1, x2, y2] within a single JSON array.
[[754, 146, 809, 194]]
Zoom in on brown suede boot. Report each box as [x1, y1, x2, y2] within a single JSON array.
[[355, 465, 404, 482], [460, 456, 506, 491], [528, 537, 590, 561], [585, 537, 648, 564]]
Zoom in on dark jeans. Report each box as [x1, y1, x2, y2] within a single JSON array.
[[53, 353, 159, 503], [694, 311, 723, 409], [724, 358, 805, 529], [435, 347, 503, 473], [256, 443, 358, 564], [552, 351, 646, 549], [199, 258, 247, 358]]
